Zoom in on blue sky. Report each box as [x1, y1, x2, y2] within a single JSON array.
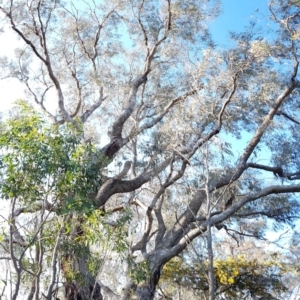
[[210, 0, 271, 47]]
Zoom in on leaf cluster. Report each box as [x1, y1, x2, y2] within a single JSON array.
[[0, 101, 104, 213]]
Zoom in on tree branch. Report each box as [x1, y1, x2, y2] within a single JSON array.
[[46, 217, 66, 300], [171, 184, 300, 258], [276, 110, 300, 125], [135, 90, 198, 135], [246, 163, 300, 180], [215, 80, 299, 191], [95, 157, 171, 207]]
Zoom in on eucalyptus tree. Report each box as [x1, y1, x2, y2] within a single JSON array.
[[0, 0, 300, 299]]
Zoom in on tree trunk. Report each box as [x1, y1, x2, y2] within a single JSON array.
[[61, 258, 161, 300], [64, 281, 102, 300], [134, 268, 161, 300], [61, 255, 103, 300], [60, 217, 104, 300], [60, 216, 162, 300]]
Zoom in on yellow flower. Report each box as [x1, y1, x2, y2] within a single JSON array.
[[228, 278, 235, 284]]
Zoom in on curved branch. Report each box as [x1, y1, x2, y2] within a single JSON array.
[[108, 73, 150, 140], [81, 89, 108, 122], [0, 8, 47, 64], [149, 184, 300, 268], [170, 184, 300, 258], [95, 157, 171, 207], [246, 163, 300, 180], [137, 0, 149, 50], [215, 80, 299, 191], [235, 209, 300, 221]]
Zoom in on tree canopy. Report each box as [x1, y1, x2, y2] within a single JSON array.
[[0, 0, 300, 299]]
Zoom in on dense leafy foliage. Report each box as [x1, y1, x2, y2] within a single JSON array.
[[161, 255, 291, 299], [0, 101, 103, 213]]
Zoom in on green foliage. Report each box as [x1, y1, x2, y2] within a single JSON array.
[[84, 208, 151, 284], [127, 257, 151, 284], [0, 102, 136, 293], [58, 208, 133, 282], [161, 255, 290, 299], [0, 100, 105, 213], [84, 208, 132, 251]]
